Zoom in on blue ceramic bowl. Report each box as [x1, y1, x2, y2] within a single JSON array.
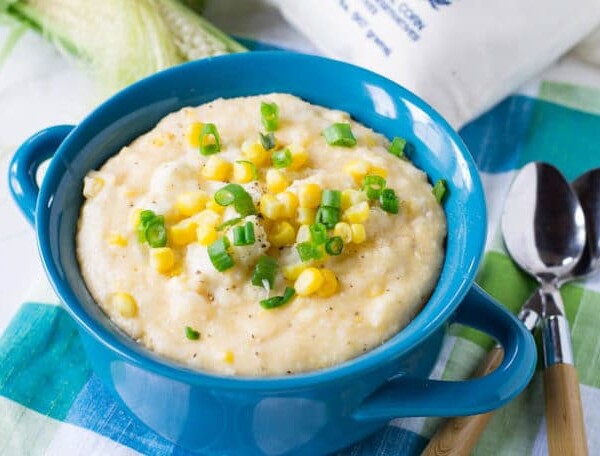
[[9, 52, 536, 455]]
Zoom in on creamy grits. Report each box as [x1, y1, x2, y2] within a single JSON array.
[[77, 93, 447, 376]]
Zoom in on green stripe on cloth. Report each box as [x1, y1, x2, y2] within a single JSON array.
[[539, 81, 600, 116], [0, 302, 92, 419]]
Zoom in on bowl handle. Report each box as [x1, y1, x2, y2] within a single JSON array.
[[8, 125, 75, 226], [353, 284, 537, 421]]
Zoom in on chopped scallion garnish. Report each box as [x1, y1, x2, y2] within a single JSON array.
[[251, 255, 278, 288], [321, 189, 341, 209], [260, 287, 296, 309], [233, 221, 255, 246], [380, 188, 400, 214], [323, 123, 356, 147], [389, 137, 407, 158], [316, 206, 339, 229], [309, 223, 327, 245], [325, 236, 344, 255], [199, 123, 221, 155], [296, 241, 323, 262], [261, 101, 279, 132], [214, 183, 257, 216], [216, 217, 243, 231], [432, 179, 447, 203], [185, 326, 200, 340], [136, 210, 167, 248], [207, 237, 234, 272], [362, 175, 386, 200], [259, 132, 276, 150], [272, 148, 292, 168]]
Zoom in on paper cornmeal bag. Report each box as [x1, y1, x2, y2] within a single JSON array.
[[269, 0, 600, 128]]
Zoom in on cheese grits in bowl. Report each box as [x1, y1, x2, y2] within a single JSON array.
[[9, 52, 535, 455]]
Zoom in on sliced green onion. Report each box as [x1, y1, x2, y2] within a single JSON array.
[[207, 237, 234, 272], [323, 123, 356, 147], [216, 217, 243, 231], [214, 184, 257, 216], [260, 287, 296, 309], [389, 137, 407, 158], [199, 123, 221, 156], [272, 148, 292, 168], [432, 179, 447, 203], [136, 209, 155, 242], [214, 188, 235, 206], [309, 223, 327, 245], [362, 175, 387, 200], [236, 160, 258, 180], [321, 189, 341, 208], [185, 326, 200, 340], [296, 241, 323, 262], [145, 216, 167, 248], [261, 101, 279, 132], [316, 206, 339, 229], [325, 236, 344, 256], [260, 132, 276, 150], [380, 188, 400, 214], [233, 221, 255, 246], [251, 255, 278, 288]]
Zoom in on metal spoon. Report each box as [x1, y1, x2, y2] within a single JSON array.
[[423, 163, 592, 456]]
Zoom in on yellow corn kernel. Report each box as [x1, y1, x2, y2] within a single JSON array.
[[295, 267, 325, 297], [206, 199, 226, 215], [333, 222, 353, 244], [241, 140, 270, 166], [201, 156, 232, 181], [277, 191, 299, 218], [176, 190, 209, 216], [343, 159, 371, 184], [169, 219, 198, 246], [265, 169, 289, 193], [196, 225, 218, 246], [317, 269, 338, 297], [296, 224, 311, 243], [108, 233, 128, 247], [351, 223, 366, 244], [193, 209, 222, 227], [282, 263, 307, 281], [232, 161, 255, 183], [260, 194, 285, 220], [269, 221, 296, 247], [288, 143, 309, 170], [186, 122, 203, 147], [150, 247, 176, 274], [341, 189, 368, 211], [370, 166, 388, 179], [297, 207, 316, 225], [83, 176, 105, 198], [129, 208, 142, 230], [298, 183, 322, 208], [343, 201, 370, 223], [113, 293, 138, 318], [223, 351, 235, 364]]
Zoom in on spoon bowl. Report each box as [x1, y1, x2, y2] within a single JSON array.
[[501, 162, 586, 283], [571, 168, 600, 278]]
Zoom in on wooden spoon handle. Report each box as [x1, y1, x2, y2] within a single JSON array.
[[543, 363, 588, 456], [421, 346, 504, 456]]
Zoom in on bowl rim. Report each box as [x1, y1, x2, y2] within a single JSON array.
[[35, 51, 486, 391]]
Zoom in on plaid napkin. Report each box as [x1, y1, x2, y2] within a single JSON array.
[[2, 37, 600, 456]]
